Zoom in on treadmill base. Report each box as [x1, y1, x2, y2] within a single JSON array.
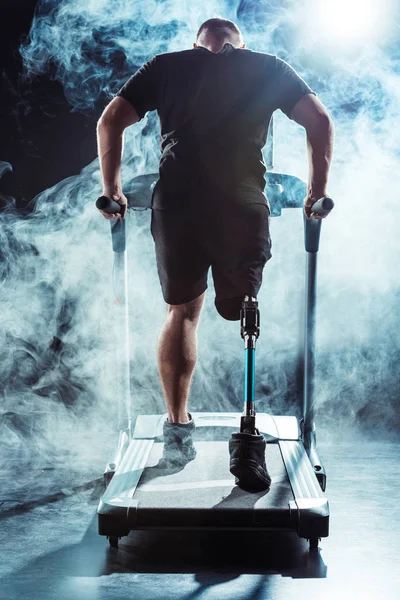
[[98, 413, 329, 548]]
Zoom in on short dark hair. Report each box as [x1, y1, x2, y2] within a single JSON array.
[[196, 18, 242, 42]]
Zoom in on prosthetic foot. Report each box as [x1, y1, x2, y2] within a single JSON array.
[[161, 414, 196, 468], [229, 297, 271, 491]]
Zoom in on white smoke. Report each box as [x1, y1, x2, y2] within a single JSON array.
[[1, 0, 400, 476]]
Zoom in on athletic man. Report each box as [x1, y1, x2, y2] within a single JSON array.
[[97, 18, 334, 490]]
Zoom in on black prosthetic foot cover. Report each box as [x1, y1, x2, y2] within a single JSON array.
[[162, 416, 196, 468], [229, 432, 271, 491]]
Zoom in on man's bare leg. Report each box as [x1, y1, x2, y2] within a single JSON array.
[[157, 292, 206, 423]]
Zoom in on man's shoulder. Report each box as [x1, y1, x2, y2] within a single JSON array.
[[240, 48, 276, 60], [238, 48, 276, 68], [154, 49, 195, 63]]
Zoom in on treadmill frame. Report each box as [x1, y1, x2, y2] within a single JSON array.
[[97, 170, 330, 548], [98, 413, 329, 542]]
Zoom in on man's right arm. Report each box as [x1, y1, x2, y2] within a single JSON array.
[[289, 94, 334, 219]]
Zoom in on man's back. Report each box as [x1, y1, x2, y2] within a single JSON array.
[[117, 43, 314, 204]]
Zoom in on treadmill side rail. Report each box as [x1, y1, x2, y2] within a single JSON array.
[[289, 498, 329, 540], [280, 440, 329, 540], [98, 438, 154, 537]]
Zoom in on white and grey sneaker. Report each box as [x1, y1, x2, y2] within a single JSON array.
[[161, 414, 197, 468]]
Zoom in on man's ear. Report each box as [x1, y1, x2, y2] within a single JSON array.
[[241, 43, 246, 48], [193, 43, 198, 48]]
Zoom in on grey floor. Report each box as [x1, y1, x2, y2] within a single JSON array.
[[1, 435, 399, 600]]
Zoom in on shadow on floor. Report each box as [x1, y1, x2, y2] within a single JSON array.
[[0, 505, 327, 600], [109, 526, 327, 579]]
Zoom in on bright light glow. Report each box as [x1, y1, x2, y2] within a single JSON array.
[[310, 0, 390, 43]]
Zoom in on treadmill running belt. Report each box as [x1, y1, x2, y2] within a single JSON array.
[[131, 442, 295, 529]]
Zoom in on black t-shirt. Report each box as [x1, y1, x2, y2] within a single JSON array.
[[117, 44, 314, 207]]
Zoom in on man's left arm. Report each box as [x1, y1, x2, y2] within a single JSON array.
[[96, 96, 140, 220], [290, 94, 334, 219], [273, 57, 334, 219]]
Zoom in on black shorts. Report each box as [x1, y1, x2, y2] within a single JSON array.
[[150, 198, 271, 321]]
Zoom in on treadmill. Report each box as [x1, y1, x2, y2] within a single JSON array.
[[97, 140, 331, 551]]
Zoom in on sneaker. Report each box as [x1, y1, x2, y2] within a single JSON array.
[[161, 414, 197, 468], [229, 432, 271, 491]]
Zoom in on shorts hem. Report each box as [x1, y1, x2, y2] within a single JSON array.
[[164, 284, 208, 306]]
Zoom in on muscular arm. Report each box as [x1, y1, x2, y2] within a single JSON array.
[[290, 94, 334, 218], [96, 96, 140, 217]]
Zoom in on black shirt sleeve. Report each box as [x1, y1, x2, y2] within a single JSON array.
[[274, 57, 315, 117], [116, 56, 159, 119]]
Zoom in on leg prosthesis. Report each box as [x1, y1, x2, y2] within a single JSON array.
[[229, 297, 271, 491]]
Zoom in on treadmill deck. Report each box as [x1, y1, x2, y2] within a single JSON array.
[[131, 442, 294, 528], [136, 442, 292, 507]]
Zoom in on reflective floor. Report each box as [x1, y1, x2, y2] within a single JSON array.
[[1, 435, 399, 600]]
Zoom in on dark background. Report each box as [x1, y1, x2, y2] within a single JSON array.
[[0, 0, 99, 207]]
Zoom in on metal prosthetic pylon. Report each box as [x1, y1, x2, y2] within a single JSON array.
[[240, 296, 260, 435]]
